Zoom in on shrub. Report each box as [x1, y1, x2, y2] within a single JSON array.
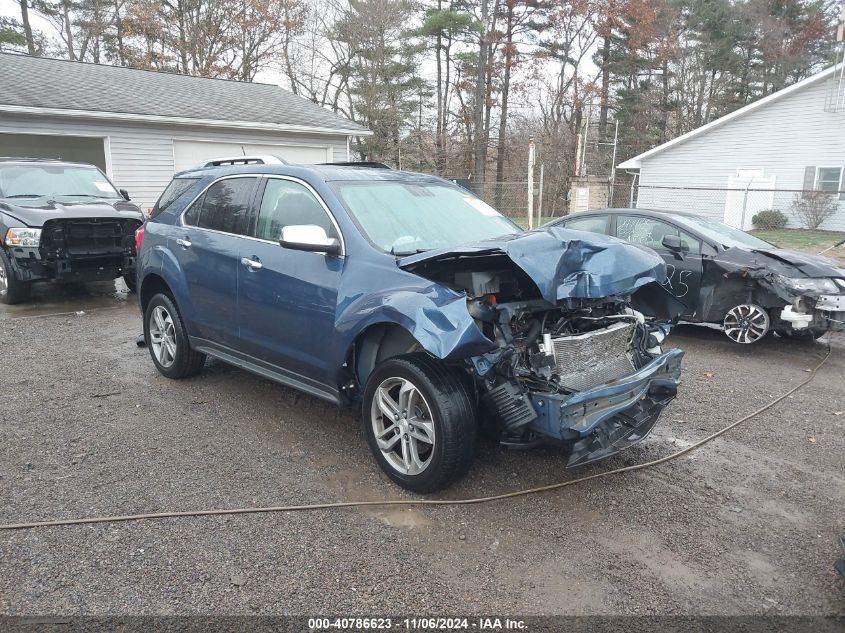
[[751, 209, 788, 230], [791, 192, 838, 230]]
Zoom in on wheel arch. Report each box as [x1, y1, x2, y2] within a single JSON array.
[[139, 273, 172, 313], [346, 322, 426, 388]]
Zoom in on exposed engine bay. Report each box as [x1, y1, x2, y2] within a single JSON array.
[[440, 267, 682, 465], [392, 227, 686, 467]]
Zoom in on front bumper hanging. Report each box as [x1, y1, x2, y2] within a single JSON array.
[[526, 348, 684, 466]]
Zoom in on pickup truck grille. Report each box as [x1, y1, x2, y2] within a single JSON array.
[[551, 322, 635, 391], [41, 218, 140, 257]]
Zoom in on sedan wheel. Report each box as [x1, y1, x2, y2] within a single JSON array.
[[723, 304, 770, 344], [371, 376, 436, 476], [148, 305, 177, 368]]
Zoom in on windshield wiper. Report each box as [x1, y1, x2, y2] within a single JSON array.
[[391, 247, 430, 256], [4, 194, 43, 198]]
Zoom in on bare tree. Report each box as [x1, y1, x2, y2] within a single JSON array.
[[791, 192, 838, 230]]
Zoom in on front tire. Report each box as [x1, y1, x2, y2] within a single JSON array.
[[0, 249, 31, 305], [363, 353, 476, 493], [143, 292, 205, 378], [723, 303, 770, 344]]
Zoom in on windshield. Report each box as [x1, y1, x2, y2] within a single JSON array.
[[679, 215, 774, 249], [332, 181, 520, 254], [0, 164, 121, 200]]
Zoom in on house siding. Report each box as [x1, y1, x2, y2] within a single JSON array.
[[633, 76, 845, 231], [0, 113, 350, 210]]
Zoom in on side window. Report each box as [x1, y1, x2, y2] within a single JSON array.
[[679, 231, 701, 254], [617, 216, 679, 251], [254, 178, 337, 241], [151, 177, 199, 219], [564, 215, 609, 234], [195, 177, 255, 235]]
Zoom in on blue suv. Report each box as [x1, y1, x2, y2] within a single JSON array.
[[137, 163, 683, 492]]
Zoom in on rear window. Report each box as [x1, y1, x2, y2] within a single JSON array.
[[150, 177, 199, 218]]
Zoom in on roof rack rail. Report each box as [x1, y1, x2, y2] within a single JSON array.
[[319, 161, 392, 169], [197, 155, 288, 168], [0, 156, 65, 162]]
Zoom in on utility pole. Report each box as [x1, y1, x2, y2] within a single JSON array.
[[609, 120, 619, 206], [538, 163, 544, 223], [527, 140, 536, 229]]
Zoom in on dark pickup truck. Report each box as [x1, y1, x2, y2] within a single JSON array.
[[0, 158, 144, 304]]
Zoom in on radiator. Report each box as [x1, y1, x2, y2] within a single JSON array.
[[551, 322, 635, 391]]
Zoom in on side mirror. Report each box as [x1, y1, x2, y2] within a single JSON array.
[[661, 234, 682, 252], [279, 225, 342, 256], [119, 188, 131, 201]]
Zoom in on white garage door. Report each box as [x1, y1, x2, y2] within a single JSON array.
[[173, 140, 332, 172]]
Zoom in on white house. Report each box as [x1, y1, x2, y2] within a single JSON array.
[[0, 53, 369, 212], [618, 62, 845, 231]]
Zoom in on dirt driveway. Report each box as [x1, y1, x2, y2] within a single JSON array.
[[1, 282, 843, 616]]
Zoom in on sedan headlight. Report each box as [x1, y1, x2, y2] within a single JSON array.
[[4, 227, 42, 247], [775, 274, 840, 294]]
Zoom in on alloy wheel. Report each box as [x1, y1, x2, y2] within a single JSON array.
[[724, 304, 770, 344], [149, 305, 177, 367], [370, 377, 436, 476], [0, 259, 7, 296]]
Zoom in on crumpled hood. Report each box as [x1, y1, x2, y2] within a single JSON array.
[[399, 227, 666, 303], [0, 197, 143, 227], [719, 246, 845, 279]]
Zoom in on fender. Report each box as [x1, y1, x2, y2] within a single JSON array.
[[139, 244, 197, 334]]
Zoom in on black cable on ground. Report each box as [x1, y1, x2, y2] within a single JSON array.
[[0, 341, 833, 531]]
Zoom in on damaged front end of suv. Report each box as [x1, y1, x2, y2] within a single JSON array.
[[396, 228, 684, 467]]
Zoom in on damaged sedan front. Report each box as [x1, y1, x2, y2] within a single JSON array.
[[138, 165, 683, 493]]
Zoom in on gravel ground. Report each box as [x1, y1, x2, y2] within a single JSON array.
[[1, 282, 843, 616]]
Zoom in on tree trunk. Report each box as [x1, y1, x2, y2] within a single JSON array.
[[472, 0, 488, 189], [62, 0, 75, 60], [598, 35, 610, 135], [494, 1, 514, 208], [19, 0, 35, 55]]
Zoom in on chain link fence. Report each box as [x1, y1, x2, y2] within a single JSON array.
[[609, 181, 845, 232], [452, 180, 562, 228]]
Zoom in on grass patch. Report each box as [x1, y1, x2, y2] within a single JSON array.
[[750, 228, 845, 262]]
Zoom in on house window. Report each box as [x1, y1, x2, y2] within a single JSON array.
[[816, 167, 843, 193]]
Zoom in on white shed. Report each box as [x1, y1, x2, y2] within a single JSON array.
[[618, 62, 845, 231], [0, 53, 369, 212]]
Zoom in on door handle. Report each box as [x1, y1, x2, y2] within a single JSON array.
[[240, 257, 263, 270], [176, 238, 192, 248]]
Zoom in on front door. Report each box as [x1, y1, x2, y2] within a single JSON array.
[[174, 176, 258, 347], [615, 215, 704, 318], [237, 177, 344, 385]]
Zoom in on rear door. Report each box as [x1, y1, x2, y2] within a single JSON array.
[[237, 176, 344, 385], [174, 176, 258, 347], [614, 214, 703, 317]]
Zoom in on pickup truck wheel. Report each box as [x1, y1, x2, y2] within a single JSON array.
[[0, 249, 31, 305], [122, 273, 137, 293], [144, 293, 205, 378], [363, 353, 476, 493]]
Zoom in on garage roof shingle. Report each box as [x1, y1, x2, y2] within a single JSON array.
[[0, 53, 367, 134]]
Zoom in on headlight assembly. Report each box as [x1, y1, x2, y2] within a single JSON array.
[[775, 274, 840, 295], [4, 227, 42, 247]]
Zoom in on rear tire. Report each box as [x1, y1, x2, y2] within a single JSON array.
[[0, 249, 31, 305], [362, 353, 476, 493], [143, 292, 205, 378]]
